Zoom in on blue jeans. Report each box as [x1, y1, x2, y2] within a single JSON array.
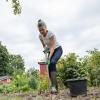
[[49, 46, 63, 78]]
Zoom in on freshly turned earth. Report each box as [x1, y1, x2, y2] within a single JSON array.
[[1, 87, 100, 100]]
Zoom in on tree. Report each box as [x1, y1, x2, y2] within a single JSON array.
[[8, 54, 25, 75], [27, 68, 39, 78], [6, 0, 22, 15], [0, 42, 25, 75], [0, 42, 9, 76]]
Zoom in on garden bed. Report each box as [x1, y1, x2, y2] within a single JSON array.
[[0, 87, 100, 100]]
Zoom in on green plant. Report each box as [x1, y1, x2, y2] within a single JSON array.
[[0, 83, 14, 93], [11, 69, 30, 92], [0, 85, 4, 93], [88, 65, 100, 86], [38, 75, 49, 91], [57, 53, 88, 83], [4, 84, 14, 93], [29, 76, 38, 90], [86, 49, 100, 86]]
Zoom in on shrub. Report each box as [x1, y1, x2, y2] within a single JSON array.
[[0, 85, 4, 93], [0, 84, 14, 93], [57, 53, 88, 84], [11, 69, 30, 92], [88, 65, 100, 86], [38, 75, 49, 91], [29, 76, 37, 90]]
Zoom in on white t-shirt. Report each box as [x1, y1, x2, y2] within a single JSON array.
[[39, 30, 60, 49]]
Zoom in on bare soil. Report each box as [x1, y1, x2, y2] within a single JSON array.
[[1, 87, 100, 100]]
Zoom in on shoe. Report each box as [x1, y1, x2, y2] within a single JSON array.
[[51, 86, 58, 94]]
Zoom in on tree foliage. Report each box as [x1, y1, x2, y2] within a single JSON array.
[[8, 54, 25, 75], [0, 42, 9, 76], [0, 42, 25, 76], [6, 0, 22, 15]]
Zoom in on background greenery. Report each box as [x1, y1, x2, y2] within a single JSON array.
[[0, 42, 100, 93]]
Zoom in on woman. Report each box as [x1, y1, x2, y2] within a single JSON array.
[[37, 19, 63, 94]]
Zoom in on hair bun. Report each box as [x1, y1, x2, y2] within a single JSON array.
[[38, 19, 42, 22], [37, 19, 46, 27]]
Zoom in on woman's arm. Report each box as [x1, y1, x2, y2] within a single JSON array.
[[40, 39, 45, 48], [49, 36, 56, 58], [39, 35, 45, 48]]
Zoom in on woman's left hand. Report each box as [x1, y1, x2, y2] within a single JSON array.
[[47, 58, 50, 65]]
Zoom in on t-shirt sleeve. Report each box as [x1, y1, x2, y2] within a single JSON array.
[[39, 34, 43, 41], [48, 31, 55, 39]]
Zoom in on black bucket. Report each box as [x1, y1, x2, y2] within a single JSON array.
[[65, 78, 87, 97]]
